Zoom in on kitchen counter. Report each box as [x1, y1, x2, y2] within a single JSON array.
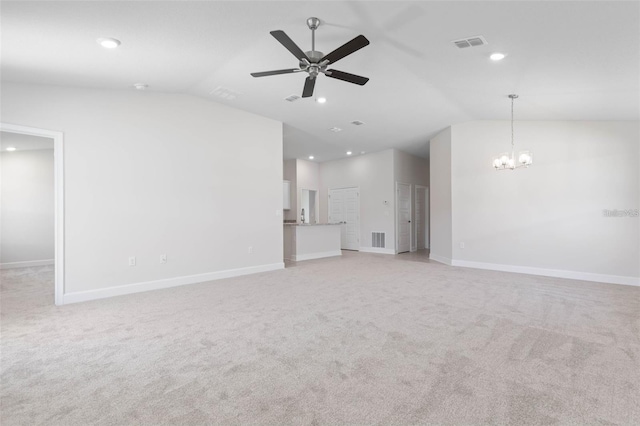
[[283, 223, 342, 262]]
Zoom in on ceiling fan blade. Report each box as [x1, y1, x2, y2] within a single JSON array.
[[250, 68, 300, 78], [325, 69, 369, 86], [270, 30, 310, 62], [321, 35, 370, 65], [302, 76, 316, 98]]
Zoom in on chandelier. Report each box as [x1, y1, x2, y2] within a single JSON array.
[[493, 94, 533, 170]]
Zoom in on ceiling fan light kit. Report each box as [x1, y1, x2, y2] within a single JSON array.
[[251, 17, 370, 98], [493, 94, 533, 171]]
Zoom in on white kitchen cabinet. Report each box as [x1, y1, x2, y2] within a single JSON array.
[[283, 180, 291, 210]]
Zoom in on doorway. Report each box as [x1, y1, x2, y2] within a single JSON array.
[[328, 187, 359, 250], [415, 185, 429, 250], [0, 123, 64, 305], [396, 182, 411, 253]]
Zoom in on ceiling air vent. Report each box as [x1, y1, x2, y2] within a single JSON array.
[[452, 35, 488, 49], [284, 94, 301, 102], [351, 120, 365, 126], [210, 86, 240, 100]]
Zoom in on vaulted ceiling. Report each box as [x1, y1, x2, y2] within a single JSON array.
[[2, 1, 638, 162]]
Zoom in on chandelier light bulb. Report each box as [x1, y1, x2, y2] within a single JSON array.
[[518, 152, 532, 165]]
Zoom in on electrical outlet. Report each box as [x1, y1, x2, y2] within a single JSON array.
[[160, 254, 167, 264], [129, 256, 136, 266], [460, 242, 465, 249], [248, 246, 253, 254]]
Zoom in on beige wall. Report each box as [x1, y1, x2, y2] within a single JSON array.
[[450, 120, 639, 282], [429, 127, 453, 263], [2, 82, 284, 296], [319, 150, 395, 252], [1, 148, 54, 265]]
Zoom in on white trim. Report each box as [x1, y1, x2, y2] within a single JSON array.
[[451, 259, 640, 287], [0, 123, 64, 305], [63, 262, 285, 304], [359, 247, 396, 255], [292, 250, 342, 261], [0, 259, 54, 269], [429, 254, 453, 265]]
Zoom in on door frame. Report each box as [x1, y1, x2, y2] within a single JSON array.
[[328, 186, 360, 250], [415, 185, 429, 250], [1, 123, 65, 306], [395, 181, 412, 254]]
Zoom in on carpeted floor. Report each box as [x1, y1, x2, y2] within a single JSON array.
[[1, 251, 639, 425]]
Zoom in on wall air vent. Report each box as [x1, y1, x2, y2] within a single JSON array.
[[372, 232, 386, 248], [351, 120, 365, 126], [452, 35, 488, 49], [284, 94, 301, 102], [210, 86, 240, 100]]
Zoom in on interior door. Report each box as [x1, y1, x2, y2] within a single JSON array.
[[397, 183, 411, 253], [329, 187, 360, 250]]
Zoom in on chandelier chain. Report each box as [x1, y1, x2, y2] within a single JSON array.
[[511, 95, 515, 149]]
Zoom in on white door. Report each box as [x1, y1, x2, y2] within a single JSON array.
[[415, 186, 426, 250], [397, 183, 411, 253], [329, 187, 360, 250]]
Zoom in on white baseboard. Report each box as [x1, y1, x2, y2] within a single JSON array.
[[359, 247, 396, 255], [63, 262, 285, 304], [0, 259, 54, 269], [292, 250, 342, 261], [429, 254, 452, 265], [451, 259, 640, 287]]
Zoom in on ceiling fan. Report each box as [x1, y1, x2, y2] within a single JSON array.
[[250, 17, 370, 98]]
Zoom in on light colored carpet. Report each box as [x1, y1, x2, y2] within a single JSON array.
[[1, 251, 639, 425]]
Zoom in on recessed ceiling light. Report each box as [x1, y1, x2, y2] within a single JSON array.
[[360, 151, 366, 155], [97, 37, 121, 49], [329, 127, 342, 133], [308, 155, 314, 160], [346, 151, 352, 155], [317, 97, 327, 104], [6, 147, 16, 152], [490, 52, 506, 61], [133, 83, 148, 91]]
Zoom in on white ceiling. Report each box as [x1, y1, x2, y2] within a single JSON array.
[[2, 1, 638, 162], [1, 131, 53, 152]]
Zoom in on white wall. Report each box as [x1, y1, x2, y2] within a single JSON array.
[[295, 159, 319, 223], [319, 150, 395, 252], [393, 149, 429, 251], [1, 148, 54, 265], [429, 127, 453, 263], [283, 159, 297, 222], [450, 120, 639, 283], [1, 82, 284, 299]]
